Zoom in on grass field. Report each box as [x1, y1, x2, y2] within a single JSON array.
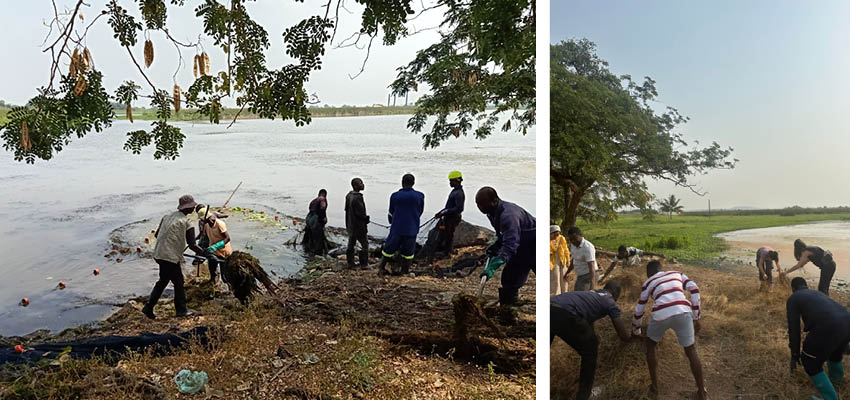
[[552, 258, 845, 399], [115, 105, 420, 122], [577, 213, 850, 263]]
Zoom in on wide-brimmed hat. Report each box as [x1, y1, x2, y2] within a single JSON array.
[[550, 225, 561, 233], [178, 194, 197, 211]]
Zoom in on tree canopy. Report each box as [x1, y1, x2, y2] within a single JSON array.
[[550, 39, 736, 228], [658, 194, 684, 220], [1, 0, 535, 163]]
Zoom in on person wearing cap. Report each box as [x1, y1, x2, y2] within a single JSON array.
[[302, 189, 329, 256], [565, 227, 599, 291], [431, 170, 465, 260], [377, 174, 425, 275], [345, 178, 370, 268], [142, 195, 205, 319], [476, 186, 536, 305], [550, 225, 570, 295], [199, 213, 233, 284]]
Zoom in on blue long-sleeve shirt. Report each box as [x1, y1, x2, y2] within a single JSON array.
[[486, 200, 535, 265], [388, 187, 425, 237], [440, 187, 465, 217]]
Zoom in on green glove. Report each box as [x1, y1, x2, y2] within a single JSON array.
[[207, 240, 226, 253], [481, 257, 505, 279]]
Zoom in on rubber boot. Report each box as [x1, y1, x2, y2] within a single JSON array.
[[828, 361, 845, 388], [811, 371, 839, 400], [498, 287, 518, 306], [377, 257, 391, 275], [359, 250, 369, 269], [399, 259, 411, 275]]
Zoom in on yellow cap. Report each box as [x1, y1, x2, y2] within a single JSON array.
[[448, 170, 462, 180]]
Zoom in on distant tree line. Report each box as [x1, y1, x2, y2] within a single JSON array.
[[620, 205, 850, 217]]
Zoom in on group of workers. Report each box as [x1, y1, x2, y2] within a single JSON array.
[[550, 225, 845, 400], [301, 171, 537, 305], [140, 170, 536, 321]]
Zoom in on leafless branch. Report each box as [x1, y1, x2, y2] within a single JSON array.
[[329, 0, 342, 44], [43, 0, 86, 90], [125, 46, 157, 92], [227, 104, 246, 129], [348, 34, 375, 80]]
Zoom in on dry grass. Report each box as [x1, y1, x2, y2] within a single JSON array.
[[551, 258, 846, 400], [1, 251, 535, 400]]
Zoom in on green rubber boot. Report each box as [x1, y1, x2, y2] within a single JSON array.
[[811, 371, 838, 400], [828, 361, 844, 388]]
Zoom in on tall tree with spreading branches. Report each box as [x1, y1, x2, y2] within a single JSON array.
[[1, 0, 534, 163], [550, 39, 736, 229]]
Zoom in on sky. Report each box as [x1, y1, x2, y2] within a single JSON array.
[[0, 1, 443, 107], [553, 0, 850, 210]]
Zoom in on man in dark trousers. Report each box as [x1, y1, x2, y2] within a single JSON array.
[[142, 195, 205, 319], [476, 186, 536, 305], [551, 280, 633, 400], [787, 277, 850, 400], [430, 170, 465, 261], [345, 178, 370, 268], [377, 174, 424, 276], [303, 189, 328, 256]]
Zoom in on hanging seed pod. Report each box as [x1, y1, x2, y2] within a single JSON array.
[[193, 55, 199, 78], [173, 84, 181, 113], [144, 40, 154, 68], [126, 103, 133, 123], [20, 121, 31, 151], [79, 12, 84, 22], [451, 126, 460, 138], [412, 83, 418, 91], [197, 54, 206, 77], [82, 47, 92, 71], [202, 52, 210, 76], [73, 76, 88, 96], [468, 73, 477, 85], [69, 48, 80, 78]]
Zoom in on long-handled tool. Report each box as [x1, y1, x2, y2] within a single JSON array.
[[476, 257, 490, 298]]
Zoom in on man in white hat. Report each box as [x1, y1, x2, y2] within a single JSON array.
[[142, 194, 205, 319], [550, 225, 570, 295]]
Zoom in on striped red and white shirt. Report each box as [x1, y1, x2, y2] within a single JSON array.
[[632, 270, 701, 329]]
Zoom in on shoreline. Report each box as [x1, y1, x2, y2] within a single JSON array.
[[0, 246, 536, 399]]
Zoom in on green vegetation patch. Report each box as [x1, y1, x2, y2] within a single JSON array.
[[579, 213, 850, 263]]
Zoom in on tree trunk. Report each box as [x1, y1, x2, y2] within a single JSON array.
[[562, 186, 585, 230]]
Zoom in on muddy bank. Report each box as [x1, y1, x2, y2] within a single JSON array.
[[0, 244, 535, 399]]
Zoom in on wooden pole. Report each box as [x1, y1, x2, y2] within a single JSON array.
[[222, 181, 243, 208]]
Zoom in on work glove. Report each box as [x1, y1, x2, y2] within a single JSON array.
[[480, 257, 505, 279], [486, 236, 501, 257], [208, 240, 226, 252], [790, 353, 801, 373]]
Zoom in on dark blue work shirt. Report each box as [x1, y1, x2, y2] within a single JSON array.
[[388, 187, 425, 237], [441, 187, 465, 217], [486, 200, 535, 264], [551, 290, 622, 323]]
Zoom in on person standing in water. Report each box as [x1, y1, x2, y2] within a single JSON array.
[[780, 239, 837, 295]]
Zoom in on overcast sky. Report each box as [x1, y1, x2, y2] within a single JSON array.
[[0, 1, 443, 107], [553, 0, 850, 210]]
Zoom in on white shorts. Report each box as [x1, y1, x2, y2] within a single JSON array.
[[647, 312, 695, 347]]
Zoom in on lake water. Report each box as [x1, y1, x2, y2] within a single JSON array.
[[717, 221, 850, 280], [0, 115, 535, 336]]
